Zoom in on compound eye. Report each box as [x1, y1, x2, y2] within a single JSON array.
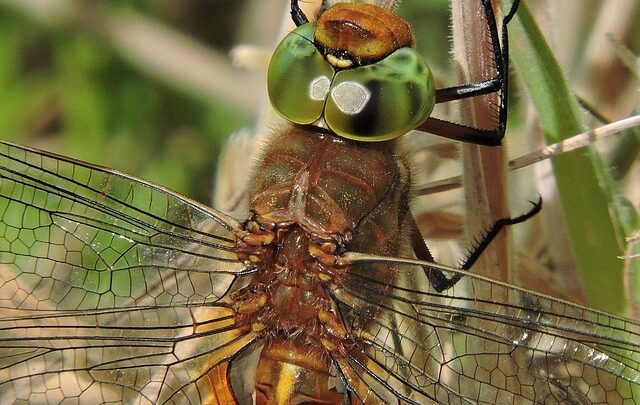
[[267, 24, 335, 125], [324, 48, 436, 142]]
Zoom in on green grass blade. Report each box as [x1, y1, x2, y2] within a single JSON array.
[[509, 1, 630, 315]]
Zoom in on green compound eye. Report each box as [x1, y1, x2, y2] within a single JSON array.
[[268, 26, 435, 142], [324, 48, 435, 142], [267, 24, 335, 125]]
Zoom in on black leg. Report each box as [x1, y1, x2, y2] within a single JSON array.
[[417, 0, 521, 146], [419, 117, 504, 146], [291, 0, 309, 26], [415, 197, 542, 293], [435, 78, 501, 103]]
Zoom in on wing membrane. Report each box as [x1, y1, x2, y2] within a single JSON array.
[[0, 141, 253, 403], [332, 259, 640, 404], [2, 141, 639, 404]]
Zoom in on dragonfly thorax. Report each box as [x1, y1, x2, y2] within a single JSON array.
[[227, 124, 412, 401], [232, 225, 350, 350]]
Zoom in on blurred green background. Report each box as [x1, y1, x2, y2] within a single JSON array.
[[0, 1, 265, 203], [0, 0, 455, 204]]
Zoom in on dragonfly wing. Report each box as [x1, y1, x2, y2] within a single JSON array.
[[332, 260, 640, 404], [0, 141, 254, 403]]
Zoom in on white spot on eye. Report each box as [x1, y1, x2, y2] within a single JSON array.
[[309, 76, 331, 101], [330, 81, 371, 115]]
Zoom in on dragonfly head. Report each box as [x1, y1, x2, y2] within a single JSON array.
[[267, 2, 436, 142]]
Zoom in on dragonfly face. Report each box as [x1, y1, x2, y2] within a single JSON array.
[[0, 1, 639, 404]]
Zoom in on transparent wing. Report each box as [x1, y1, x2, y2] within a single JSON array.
[[0, 141, 256, 404], [332, 258, 640, 405]]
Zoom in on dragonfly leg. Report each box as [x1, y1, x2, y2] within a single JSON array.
[[410, 215, 453, 292], [460, 195, 541, 270], [414, 196, 541, 293], [417, 0, 521, 146], [234, 218, 277, 266], [290, 0, 309, 26]]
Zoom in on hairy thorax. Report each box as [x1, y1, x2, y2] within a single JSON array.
[[230, 125, 411, 403]]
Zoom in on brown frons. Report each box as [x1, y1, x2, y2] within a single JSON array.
[[315, 3, 414, 62]]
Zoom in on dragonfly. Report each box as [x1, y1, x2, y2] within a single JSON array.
[[1, 0, 639, 403]]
